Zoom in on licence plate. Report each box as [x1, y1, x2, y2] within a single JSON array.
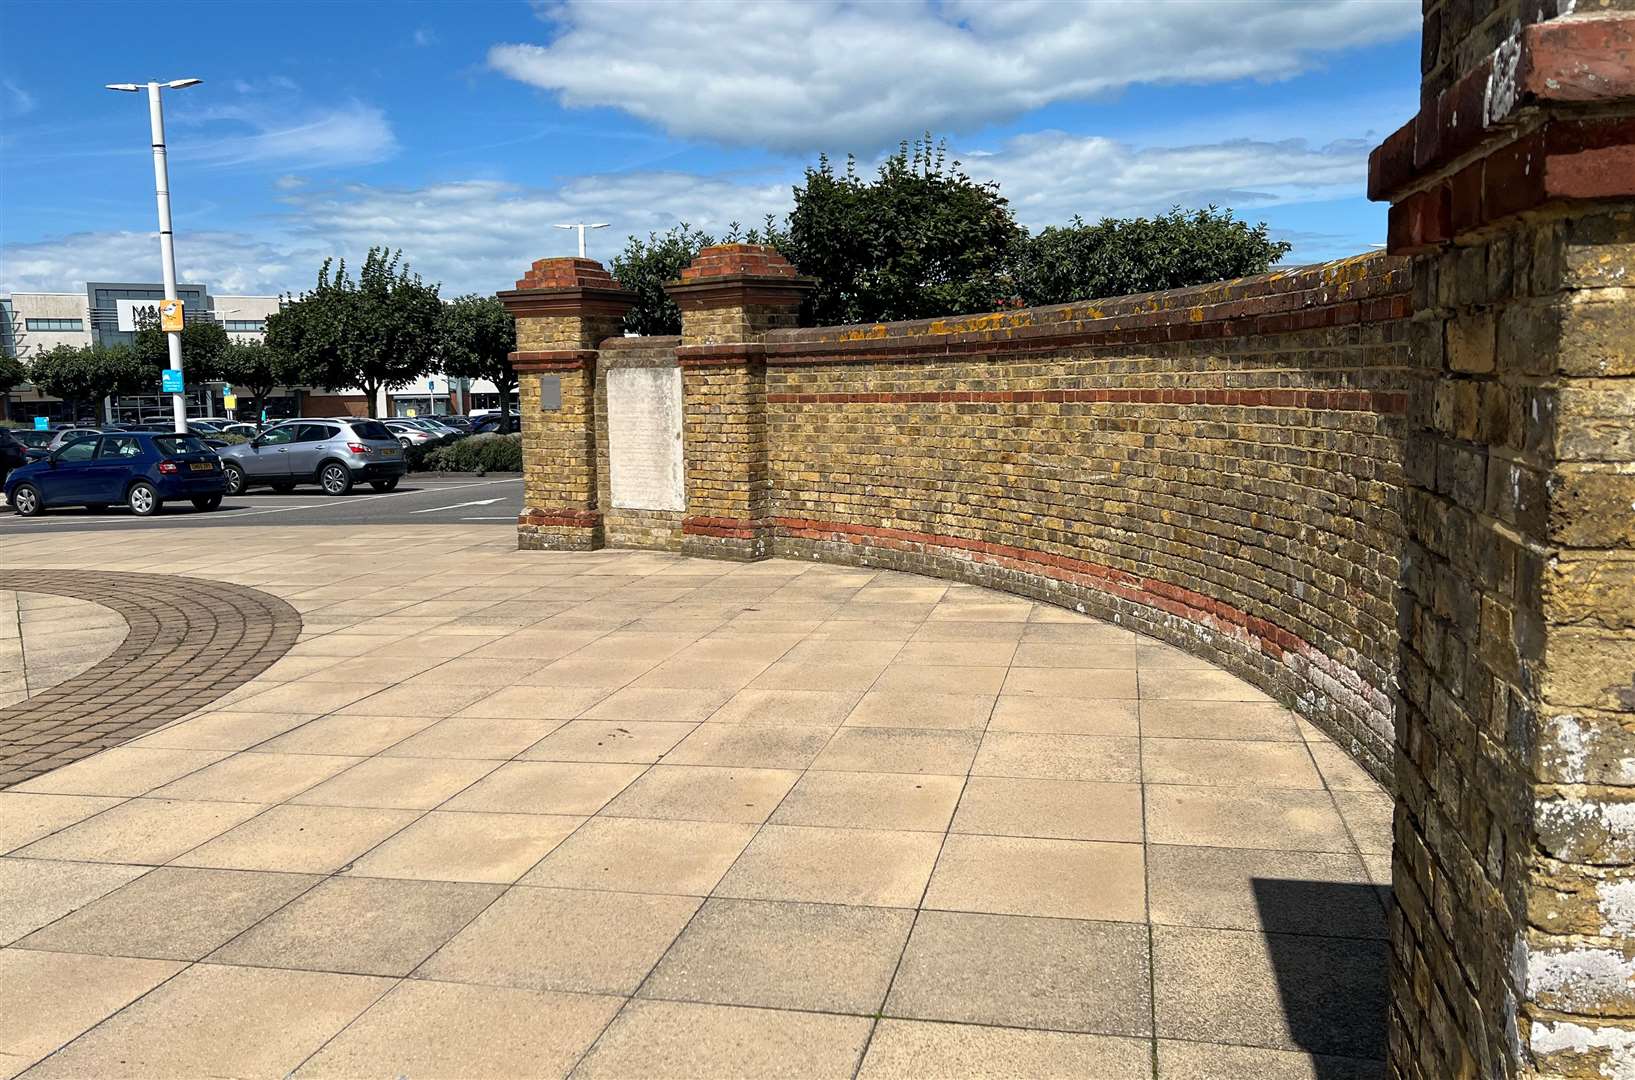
[[379, 447, 397, 456], [189, 462, 214, 472]]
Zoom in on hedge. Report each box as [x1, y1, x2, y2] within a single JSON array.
[[419, 433, 523, 473]]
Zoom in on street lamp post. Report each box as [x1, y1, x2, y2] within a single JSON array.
[[554, 222, 609, 259], [106, 78, 201, 434]]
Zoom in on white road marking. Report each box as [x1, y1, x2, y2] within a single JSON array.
[[410, 498, 506, 514], [460, 516, 517, 521]]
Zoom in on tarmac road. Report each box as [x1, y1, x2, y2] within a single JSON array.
[[0, 474, 523, 534]]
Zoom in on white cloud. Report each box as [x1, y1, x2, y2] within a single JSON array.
[[492, 0, 1418, 152], [2, 79, 35, 116], [181, 100, 398, 169], [0, 131, 1377, 297]]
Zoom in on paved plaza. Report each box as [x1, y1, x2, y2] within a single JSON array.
[[0, 524, 1390, 1078]]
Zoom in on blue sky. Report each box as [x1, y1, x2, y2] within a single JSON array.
[[0, 0, 1420, 299]]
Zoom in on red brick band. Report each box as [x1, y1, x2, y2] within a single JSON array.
[[771, 516, 1311, 659], [510, 350, 598, 373], [677, 343, 769, 367], [766, 387, 1409, 414], [682, 515, 763, 539], [519, 508, 602, 528]]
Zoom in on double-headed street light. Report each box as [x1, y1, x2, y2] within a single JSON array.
[[106, 78, 202, 434], [554, 222, 609, 259]]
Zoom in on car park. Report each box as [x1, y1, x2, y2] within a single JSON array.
[[5, 432, 225, 517], [46, 427, 104, 451], [470, 413, 520, 434], [383, 419, 439, 449], [11, 430, 55, 460], [217, 417, 405, 496]]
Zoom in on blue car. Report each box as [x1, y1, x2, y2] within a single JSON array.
[[4, 432, 226, 518]]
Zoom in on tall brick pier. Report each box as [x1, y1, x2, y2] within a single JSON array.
[[500, 3, 1633, 1073]]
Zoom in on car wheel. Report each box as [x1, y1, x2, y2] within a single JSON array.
[[11, 484, 42, 517], [127, 481, 161, 517], [191, 494, 222, 511], [222, 462, 246, 495], [369, 477, 400, 492], [399, 437, 412, 450], [270, 482, 296, 494], [319, 462, 354, 496]]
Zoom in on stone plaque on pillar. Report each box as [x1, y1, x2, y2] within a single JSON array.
[[606, 367, 685, 511]]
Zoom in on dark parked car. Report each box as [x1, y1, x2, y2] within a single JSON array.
[[0, 429, 27, 486], [4, 432, 225, 517], [470, 413, 520, 434]]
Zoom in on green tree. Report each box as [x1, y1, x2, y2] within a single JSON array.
[[439, 294, 517, 420], [1010, 206, 1293, 306], [0, 352, 26, 420], [779, 137, 1024, 325], [215, 339, 284, 423], [267, 247, 443, 412], [26, 344, 148, 420], [131, 312, 229, 387], [611, 224, 715, 336]]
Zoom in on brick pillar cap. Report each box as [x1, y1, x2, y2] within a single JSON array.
[[513, 257, 623, 292], [679, 244, 800, 282]]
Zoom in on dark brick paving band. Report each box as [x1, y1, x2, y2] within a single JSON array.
[[0, 571, 302, 789]]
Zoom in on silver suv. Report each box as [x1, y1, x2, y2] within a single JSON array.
[[217, 417, 406, 496]]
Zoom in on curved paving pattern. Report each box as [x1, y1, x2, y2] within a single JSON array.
[[0, 571, 301, 788], [0, 526, 1391, 1078]]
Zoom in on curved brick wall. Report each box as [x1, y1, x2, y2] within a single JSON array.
[[759, 252, 1414, 783]]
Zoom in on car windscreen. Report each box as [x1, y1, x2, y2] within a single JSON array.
[[350, 420, 393, 441], [154, 436, 211, 456]]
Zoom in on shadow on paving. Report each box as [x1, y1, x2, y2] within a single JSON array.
[[1252, 877, 1390, 1075]]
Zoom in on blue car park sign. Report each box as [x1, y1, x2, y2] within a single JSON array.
[[34, 416, 48, 431], [161, 369, 185, 393]]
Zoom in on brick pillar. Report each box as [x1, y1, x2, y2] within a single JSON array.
[[665, 244, 813, 560], [497, 258, 633, 551], [1370, 6, 1635, 1078]]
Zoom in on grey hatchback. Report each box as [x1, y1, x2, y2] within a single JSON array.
[[217, 417, 406, 496]]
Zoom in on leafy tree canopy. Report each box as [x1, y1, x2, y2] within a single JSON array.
[[131, 312, 229, 387], [611, 224, 716, 336], [26, 344, 149, 413], [1010, 206, 1294, 307], [0, 353, 26, 392], [215, 339, 285, 420], [439, 294, 518, 418], [267, 247, 442, 406]]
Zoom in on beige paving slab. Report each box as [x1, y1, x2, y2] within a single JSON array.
[[417, 885, 699, 994], [256, 713, 440, 755], [750, 660, 891, 692], [382, 715, 567, 759], [572, 999, 872, 1080], [1140, 700, 1304, 740], [707, 688, 862, 726], [1310, 743, 1388, 791], [0, 948, 182, 1077], [296, 652, 446, 683], [294, 979, 622, 1080], [715, 824, 942, 907], [886, 909, 1152, 1035], [860, 1019, 1152, 1079], [893, 641, 1017, 667], [1141, 667, 1276, 701], [870, 665, 1007, 696], [642, 897, 914, 1012], [520, 719, 697, 763], [771, 770, 964, 832], [987, 695, 1140, 736], [440, 760, 646, 815], [1145, 785, 1355, 852], [951, 776, 1143, 843], [17, 867, 321, 960], [600, 764, 799, 824], [522, 655, 658, 688], [1002, 667, 1138, 699], [0, 858, 149, 946], [663, 723, 835, 769], [346, 810, 581, 883], [1333, 790, 1395, 855], [843, 691, 997, 731], [130, 711, 319, 751], [581, 686, 737, 723], [0, 794, 123, 856], [291, 756, 499, 810], [812, 727, 981, 775], [210, 876, 502, 976], [1011, 643, 1140, 669], [20, 962, 394, 1080], [523, 816, 757, 895], [149, 752, 363, 804], [227, 679, 395, 715], [973, 731, 1141, 782], [1147, 845, 1386, 938], [925, 833, 1146, 921], [335, 679, 501, 717], [15, 798, 265, 865], [11, 747, 231, 797], [1144, 738, 1324, 788], [632, 659, 771, 692], [1156, 1040, 1384, 1079], [173, 804, 420, 874], [1152, 924, 1386, 1060], [453, 683, 611, 720]]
